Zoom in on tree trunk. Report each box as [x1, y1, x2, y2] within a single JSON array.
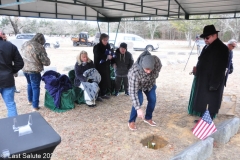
[[8, 17, 20, 35]]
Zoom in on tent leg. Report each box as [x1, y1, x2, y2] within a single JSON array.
[[113, 22, 120, 48], [97, 21, 101, 34]]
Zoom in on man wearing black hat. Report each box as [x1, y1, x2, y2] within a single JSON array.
[[127, 51, 162, 130], [188, 25, 229, 120], [111, 42, 134, 96]]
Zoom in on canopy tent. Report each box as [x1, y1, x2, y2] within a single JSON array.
[[0, 0, 240, 22]]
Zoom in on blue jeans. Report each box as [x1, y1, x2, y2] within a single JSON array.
[[24, 73, 41, 108], [129, 85, 157, 122], [0, 86, 18, 117]]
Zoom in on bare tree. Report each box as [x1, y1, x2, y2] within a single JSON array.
[[218, 15, 240, 41], [145, 17, 163, 39], [8, 16, 23, 35]]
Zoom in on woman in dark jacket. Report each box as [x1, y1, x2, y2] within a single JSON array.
[[75, 50, 101, 107], [93, 33, 112, 99], [74, 50, 94, 86]]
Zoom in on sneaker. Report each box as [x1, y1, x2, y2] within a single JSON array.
[[32, 107, 40, 112], [125, 92, 129, 96], [114, 91, 119, 96], [87, 104, 96, 107], [128, 122, 137, 131], [101, 95, 110, 99], [144, 119, 156, 127], [96, 97, 103, 102], [28, 101, 32, 105]]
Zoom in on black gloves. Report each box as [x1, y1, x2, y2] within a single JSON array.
[[88, 79, 93, 83], [229, 69, 233, 74]]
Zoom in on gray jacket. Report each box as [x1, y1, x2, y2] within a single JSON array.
[[111, 48, 134, 77]]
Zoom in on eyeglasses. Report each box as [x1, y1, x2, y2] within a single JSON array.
[[204, 35, 211, 40], [231, 44, 236, 48]]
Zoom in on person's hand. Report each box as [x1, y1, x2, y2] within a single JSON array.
[[107, 55, 113, 60], [112, 63, 117, 69], [137, 108, 144, 119], [88, 79, 93, 83], [229, 69, 233, 74]]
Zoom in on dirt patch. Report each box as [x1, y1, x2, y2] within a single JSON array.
[[140, 135, 168, 149], [0, 40, 240, 160]]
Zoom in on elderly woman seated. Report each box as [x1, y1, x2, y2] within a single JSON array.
[[74, 50, 101, 107]]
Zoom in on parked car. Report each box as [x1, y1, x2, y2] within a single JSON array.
[[107, 33, 159, 51], [9, 33, 60, 52]]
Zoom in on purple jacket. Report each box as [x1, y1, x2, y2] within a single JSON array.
[[42, 70, 72, 108]]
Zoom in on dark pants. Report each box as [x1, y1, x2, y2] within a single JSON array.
[[97, 64, 111, 96], [115, 76, 128, 93]]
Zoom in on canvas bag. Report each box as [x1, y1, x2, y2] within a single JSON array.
[[218, 95, 237, 115]]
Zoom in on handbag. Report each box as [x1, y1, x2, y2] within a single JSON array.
[[218, 95, 237, 115]]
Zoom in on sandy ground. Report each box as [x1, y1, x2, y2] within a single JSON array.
[[0, 40, 240, 160]]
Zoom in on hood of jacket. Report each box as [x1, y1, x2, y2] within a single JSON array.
[[31, 33, 46, 45], [135, 50, 152, 71]]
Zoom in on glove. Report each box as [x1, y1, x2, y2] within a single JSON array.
[[88, 79, 93, 83], [209, 86, 217, 91], [229, 69, 233, 74]]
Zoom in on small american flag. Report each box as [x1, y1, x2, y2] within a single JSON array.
[[192, 110, 217, 140]]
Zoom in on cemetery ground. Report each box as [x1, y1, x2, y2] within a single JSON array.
[[0, 40, 239, 160]]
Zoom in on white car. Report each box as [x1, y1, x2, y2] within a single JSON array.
[[108, 33, 159, 51], [9, 33, 60, 52]]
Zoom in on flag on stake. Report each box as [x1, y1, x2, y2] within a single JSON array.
[[192, 109, 217, 140]]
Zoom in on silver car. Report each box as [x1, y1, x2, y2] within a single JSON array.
[[9, 33, 60, 52]]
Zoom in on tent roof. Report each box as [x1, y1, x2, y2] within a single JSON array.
[[0, 0, 240, 21]]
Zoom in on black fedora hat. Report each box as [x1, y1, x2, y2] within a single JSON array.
[[200, 25, 219, 38]]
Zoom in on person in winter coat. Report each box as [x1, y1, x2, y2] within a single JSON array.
[[93, 33, 112, 100], [21, 33, 51, 111], [188, 25, 229, 121], [74, 50, 95, 86], [128, 51, 162, 131], [111, 42, 134, 96], [225, 39, 237, 86], [2, 32, 21, 93], [74, 50, 101, 107], [0, 31, 24, 117]]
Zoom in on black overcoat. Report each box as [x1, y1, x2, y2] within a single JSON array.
[[93, 42, 111, 92], [193, 38, 229, 114]]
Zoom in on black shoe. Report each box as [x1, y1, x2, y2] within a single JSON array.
[[114, 91, 119, 96], [101, 95, 110, 99], [15, 90, 20, 93], [194, 120, 199, 123], [88, 104, 96, 107], [96, 97, 103, 102], [125, 92, 129, 96]]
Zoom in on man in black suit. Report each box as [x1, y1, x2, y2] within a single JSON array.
[[188, 25, 229, 120]]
